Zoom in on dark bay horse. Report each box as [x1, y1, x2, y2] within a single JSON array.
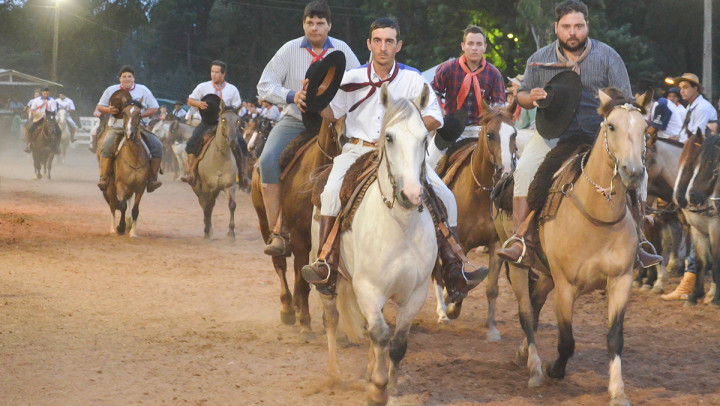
[[29, 113, 57, 180], [434, 103, 517, 342], [250, 118, 342, 336], [97, 91, 150, 237], [494, 89, 652, 406], [674, 130, 720, 306]]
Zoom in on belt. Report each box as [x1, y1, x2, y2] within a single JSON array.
[[349, 138, 377, 147]]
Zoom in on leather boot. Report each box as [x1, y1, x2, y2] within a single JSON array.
[[636, 201, 663, 268], [262, 183, 290, 256], [661, 272, 696, 301], [497, 197, 536, 265], [301, 215, 340, 297], [231, 143, 251, 193], [24, 127, 32, 153], [97, 156, 113, 191], [147, 157, 163, 193], [180, 154, 198, 185], [70, 126, 76, 142], [438, 225, 487, 303]]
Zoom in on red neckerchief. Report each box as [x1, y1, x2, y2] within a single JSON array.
[[213, 81, 225, 99], [35, 97, 48, 111], [456, 55, 486, 117], [306, 46, 330, 63], [121, 84, 136, 92], [514, 105, 522, 121], [339, 63, 400, 112]]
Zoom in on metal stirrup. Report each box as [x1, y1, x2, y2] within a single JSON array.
[[311, 259, 332, 284], [501, 234, 528, 264], [639, 239, 659, 255]]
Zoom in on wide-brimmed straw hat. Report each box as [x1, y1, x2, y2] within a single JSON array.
[[673, 73, 702, 90], [535, 70, 582, 140], [304, 50, 346, 113]]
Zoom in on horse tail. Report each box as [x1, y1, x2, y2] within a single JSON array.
[[336, 280, 366, 343]]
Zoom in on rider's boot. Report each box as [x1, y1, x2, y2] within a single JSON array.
[[180, 154, 198, 185], [24, 127, 32, 153], [301, 215, 340, 297], [635, 201, 663, 268], [97, 156, 113, 191], [147, 157, 163, 193], [438, 225, 487, 302], [497, 196, 536, 265], [262, 183, 290, 256], [70, 126, 76, 142]]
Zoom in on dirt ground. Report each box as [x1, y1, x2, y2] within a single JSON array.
[[2, 138, 720, 406]]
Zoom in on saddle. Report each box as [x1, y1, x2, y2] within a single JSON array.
[[278, 128, 319, 182], [436, 138, 478, 186], [197, 130, 217, 162]]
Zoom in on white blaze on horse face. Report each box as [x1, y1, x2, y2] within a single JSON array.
[[499, 122, 515, 175], [125, 106, 137, 137], [390, 121, 426, 208]]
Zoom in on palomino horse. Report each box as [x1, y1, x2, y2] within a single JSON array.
[[494, 89, 652, 406], [433, 103, 517, 342], [250, 116, 342, 334], [319, 83, 435, 406], [675, 130, 720, 306], [97, 92, 150, 237], [29, 112, 57, 180], [55, 108, 72, 163], [190, 106, 239, 240]]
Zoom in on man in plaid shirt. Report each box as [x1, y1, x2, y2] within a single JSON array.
[[428, 25, 506, 168]]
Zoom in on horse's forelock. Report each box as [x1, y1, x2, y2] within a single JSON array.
[[697, 134, 720, 163], [598, 88, 645, 117], [480, 106, 513, 134], [381, 97, 423, 137]]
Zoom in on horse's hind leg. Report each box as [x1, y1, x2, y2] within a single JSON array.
[[389, 282, 428, 395], [485, 244, 503, 342], [292, 244, 312, 334], [129, 194, 142, 238], [366, 311, 390, 406], [432, 269, 450, 324], [274, 256, 295, 325], [606, 273, 632, 406], [508, 264, 544, 387], [322, 296, 341, 381], [202, 193, 218, 239], [546, 279, 575, 380], [687, 230, 710, 305], [227, 188, 236, 241]]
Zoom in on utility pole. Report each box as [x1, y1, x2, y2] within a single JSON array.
[[703, 0, 712, 100], [52, 0, 60, 82]]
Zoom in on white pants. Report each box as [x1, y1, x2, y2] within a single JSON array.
[[321, 141, 458, 226], [65, 115, 77, 129], [426, 125, 481, 170]]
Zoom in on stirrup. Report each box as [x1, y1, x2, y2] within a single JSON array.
[[639, 239, 658, 255], [501, 235, 527, 264], [265, 232, 291, 257]]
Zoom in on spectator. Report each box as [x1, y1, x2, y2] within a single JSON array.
[[647, 97, 683, 140]]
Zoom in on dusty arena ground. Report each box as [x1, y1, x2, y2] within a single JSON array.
[[1, 137, 720, 405]]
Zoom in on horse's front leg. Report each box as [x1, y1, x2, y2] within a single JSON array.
[[508, 263, 543, 388], [606, 272, 633, 406], [202, 193, 218, 239], [129, 193, 141, 238], [485, 243, 503, 342], [227, 187, 236, 241], [292, 242, 312, 335], [366, 310, 390, 406], [431, 263, 449, 324], [389, 280, 428, 395], [545, 279, 576, 380]]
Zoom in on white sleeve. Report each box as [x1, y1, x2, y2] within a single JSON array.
[[142, 87, 159, 109], [189, 83, 204, 101], [98, 86, 114, 107], [229, 88, 242, 108], [419, 76, 443, 127]]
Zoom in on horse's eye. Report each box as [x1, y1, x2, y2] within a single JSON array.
[[385, 134, 393, 143], [222, 119, 226, 123], [608, 124, 615, 132]]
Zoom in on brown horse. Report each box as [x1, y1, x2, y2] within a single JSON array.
[[97, 92, 151, 237], [250, 118, 342, 335], [494, 89, 652, 406], [29, 112, 58, 180], [434, 103, 517, 342]]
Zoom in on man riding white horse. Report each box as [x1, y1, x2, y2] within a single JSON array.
[[301, 17, 488, 300], [95, 65, 163, 193], [56, 91, 78, 142]]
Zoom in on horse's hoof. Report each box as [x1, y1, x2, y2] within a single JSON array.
[[514, 348, 528, 367], [445, 301, 463, 320], [486, 328, 501, 342], [298, 328, 316, 343], [528, 374, 544, 388], [650, 285, 664, 294], [544, 361, 565, 380], [227, 231, 236, 241], [437, 315, 450, 325], [631, 280, 641, 290], [610, 395, 631, 406], [684, 300, 698, 307], [367, 383, 388, 406], [280, 310, 296, 325], [711, 300, 720, 307], [639, 284, 652, 292]]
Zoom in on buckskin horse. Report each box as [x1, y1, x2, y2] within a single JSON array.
[[55, 108, 72, 163], [493, 89, 652, 406], [674, 129, 720, 306], [29, 111, 58, 180], [317, 83, 436, 406], [432, 102, 516, 341], [97, 90, 150, 237], [250, 115, 342, 336], [189, 106, 240, 240]]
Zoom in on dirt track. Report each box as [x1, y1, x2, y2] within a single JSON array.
[[1, 140, 720, 405]]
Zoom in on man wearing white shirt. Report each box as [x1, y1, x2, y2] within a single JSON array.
[[96, 65, 163, 193], [301, 17, 485, 298], [261, 100, 281, 122], [24, 87, 61, 153], [172, 102, 187, 121], [256, 0, 360, 256], [676, 73, 717, 143], [182, 59, 243, 185], [648, 97, 684, 140], [56, 92, 78, 142]]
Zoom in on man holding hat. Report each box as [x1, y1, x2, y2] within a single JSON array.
[[256, 0, 360, 256], [24, 87, 61, 154], [428, 24, 506, 169], [675, 72, 716, 143], [301, 17, 487, 299], [497, 0, 662, 268], [96, 65, 163, 193], [182, 59, 243, 185]]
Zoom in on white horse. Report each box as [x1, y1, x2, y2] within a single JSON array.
[[55, 108, 71, 163], [317, 83, 437, 406]]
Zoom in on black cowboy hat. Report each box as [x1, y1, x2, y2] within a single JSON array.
[[434, 108, 468, 150], [304, 50, 346, 113], [302, 111, 324, 135], [535, 70, 582, 140], [109, 89, 132, 119], [200, 94, 222, 125]]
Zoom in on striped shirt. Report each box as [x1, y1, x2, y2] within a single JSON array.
[[257, 36, 360, 121], [520, 39, 631, 139]]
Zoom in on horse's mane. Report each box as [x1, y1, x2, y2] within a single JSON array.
[[656, 137, 684, 148], [597, 88, 645, 116], [697, 134, 720, 163], [479, 105, 512, 127]]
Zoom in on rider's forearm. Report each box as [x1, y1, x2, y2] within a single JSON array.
[[96, 105, 113, 115], [516, 91, 535, 110], [187, 98, 201, 108], [423, 116, 441, 132], [141, 108, 157, 119]]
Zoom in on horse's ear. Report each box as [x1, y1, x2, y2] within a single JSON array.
[[333, 116, 346, 140], [647, 130, 657, 148], [598, 89, 612, 108], [380, 82, 390, 108], [636, 88, 653, 112], [506, 99, 516, 116], [696, 128, 705, 143], [220, 99, 226, 111], [413, 83, 430, 111]]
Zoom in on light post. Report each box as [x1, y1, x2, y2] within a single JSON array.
[[51, 0, 60, 82]]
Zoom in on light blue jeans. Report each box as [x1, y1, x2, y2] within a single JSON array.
[[258, 115, 305, 184]]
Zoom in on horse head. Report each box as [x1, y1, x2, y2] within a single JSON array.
[[596, 87, 652, 190], [479, 100, 517, 179], [56, 108, 67, 125], [674, 129, 705, 208], [378, 82, 429, 209], [218, 103, 240, 144], [122, 97, 144, 141], [686, 134, 720, 207]]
